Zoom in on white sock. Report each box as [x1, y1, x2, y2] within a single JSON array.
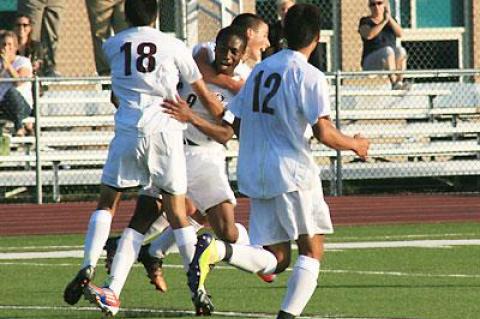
[[173, 226, 197, 271], [149, 217, 203, 259], [108, 228, 144, 296], [82, 210, 112, 268], [234, 223, 250, 245], [149, 226, 175, 259], [217, 242, 277, 274], [143, 214, 170, 242], [280, 255, 320, 316]]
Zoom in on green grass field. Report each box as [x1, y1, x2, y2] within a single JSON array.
[[1, 222, 479, 319]]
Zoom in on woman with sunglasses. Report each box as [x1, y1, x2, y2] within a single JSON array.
[[13, 14, 44, 75], [358, 0, 408, 90]]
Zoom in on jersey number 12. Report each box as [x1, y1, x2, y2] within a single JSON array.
[[120, 42, 157, 76], [252, 71, 281, 115]]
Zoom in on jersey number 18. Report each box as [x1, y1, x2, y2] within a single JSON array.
[[120, 42, 157, 76]]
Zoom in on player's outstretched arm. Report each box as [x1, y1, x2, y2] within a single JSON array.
[[162, 96, 235, 144], [313, 117, 370, 160], [194, 48, 244, 94]]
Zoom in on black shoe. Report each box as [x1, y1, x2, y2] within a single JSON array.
[[63, 265, 95, 305], [138, 244, 168, 292], [191, 288, 214, 316], [277, 310, 295, 319], [104, 236, 119, 274]]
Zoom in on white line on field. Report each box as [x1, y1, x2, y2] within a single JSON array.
[[3, 233, 477, 251], [0, 305, 374, 319], [1, 245, 84, 251], [1, 261, 479, 279], [1, 239, 480, 260]]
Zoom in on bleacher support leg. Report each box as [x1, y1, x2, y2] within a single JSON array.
[[53, 161, 61, 202]]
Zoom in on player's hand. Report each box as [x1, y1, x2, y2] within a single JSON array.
[[162, 95, 194, 123], [353, 134, 370, 160]]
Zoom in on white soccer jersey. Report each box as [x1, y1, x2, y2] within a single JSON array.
[[103, 26, 202, 137], [180, 80, 237, 146], [192, 41, 252, 80], [228, 49, 331, 199]]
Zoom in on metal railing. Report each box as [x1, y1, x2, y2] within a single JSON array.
[[1, 69, 479, 203]]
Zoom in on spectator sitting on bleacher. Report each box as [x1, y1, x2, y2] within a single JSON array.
[[0, 31, 34, 136], [14, 14, 44, 75], [358, 0, 408, 90]]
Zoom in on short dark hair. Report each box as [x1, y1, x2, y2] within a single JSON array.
[[284, 4, 320, 50], [125, 0, 157, 27], [231, 13, 266, 34], [215, 26, 247, 51]]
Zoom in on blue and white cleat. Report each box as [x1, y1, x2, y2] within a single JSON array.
[[188, 233, 219, 315], [84, 283, 120, 317]]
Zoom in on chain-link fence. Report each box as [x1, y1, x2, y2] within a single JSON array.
[[1, 71, 479, 203], [2, 1, 475, 75], [254, 0, 473, 73]]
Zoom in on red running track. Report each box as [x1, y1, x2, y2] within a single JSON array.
[[0, 195, 479, 236]]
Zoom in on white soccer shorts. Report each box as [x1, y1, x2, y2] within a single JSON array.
[[101, 130, 187, 195], [185, 144, 236, 214], [248, 178, 334, 246]]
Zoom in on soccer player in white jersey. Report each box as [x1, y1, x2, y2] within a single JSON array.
[[63, 0, 223, 316], [163, 4, 370, 318], [85, 25, 249, 316]]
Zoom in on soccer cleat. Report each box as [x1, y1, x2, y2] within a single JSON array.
[[258, 273, 277, 283], [63, 265, 95, 305], [276, 310, 296, 319], [188, 233, 219, 292], [188, 233, 219, 315], [104, 236, 119, 274], [192, 287, 214, 316], [84, 283, 120, 316], [137, 244, 168, 292]]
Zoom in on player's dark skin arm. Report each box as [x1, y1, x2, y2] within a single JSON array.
[[313, 116, 370, 160], [162, 96, 237, 144], [195, 48, 244, 94]]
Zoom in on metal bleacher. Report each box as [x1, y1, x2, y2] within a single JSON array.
[[1, 76, 480, 201]]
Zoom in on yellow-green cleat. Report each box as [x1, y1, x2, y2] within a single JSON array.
[[187, 233, 219, 315]]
